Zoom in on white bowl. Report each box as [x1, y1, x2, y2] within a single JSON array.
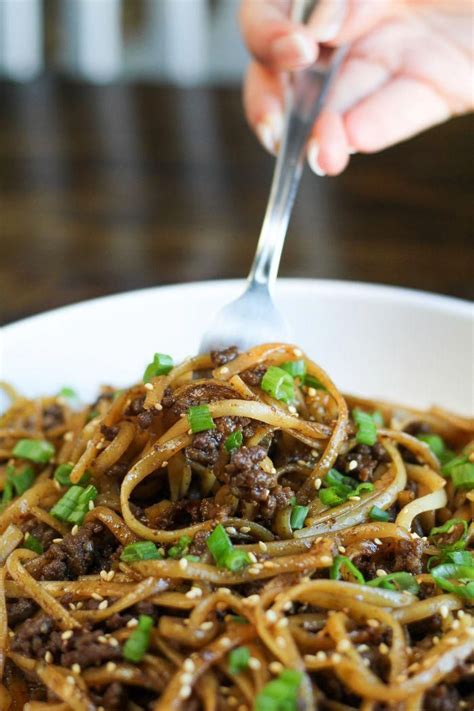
[[1, 279, 473, 415]]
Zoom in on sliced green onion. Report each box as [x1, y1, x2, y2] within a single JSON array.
[[143, 353, 174, 383], [228, 646, 250, 674], [352, 409, 378, 446], [121, 541, 162, 563], [58, 387, 78, 400], [187, 405, 216, 434], [320, 469, 374, 508], [430, 518, 468, 540], [167, 535, 192, 559], [255, 669, 302, 711], [354, 482, 375, 497], [7, 466, 35, 496], [261, 366, 295, 404], [280, 360, 306, 378], [303, 374, 325, 390], [416, 434, 445, 458], [369, 505, 390, 522], [1, 480, 13, 506], [441, 454, 468, 477], [367, 572, 419, 594], [290, 504, 309, 531], [123, 614, 154, 662], [330, 556, 365, 585], [451, 462, 474, 489], [50, 484, 98, 525], [184, 554, 200, 563], [23, 533, 43, 554], [319, 487, 345, 508], [224, 430, 243, 452], [324, 468, 357, 492], [206, 524, 250, 571], [431, 562, 474, 600], [12, 439, 55, 464], [54, 463, 90, 487]]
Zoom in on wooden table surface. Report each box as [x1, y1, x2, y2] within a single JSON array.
[[1, 78, 473, 325]]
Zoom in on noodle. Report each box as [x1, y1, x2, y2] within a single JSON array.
[[0, 343, 472, 710]]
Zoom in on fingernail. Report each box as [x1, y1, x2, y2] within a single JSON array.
[[256, 113, 283, 155], [312, 0, 347, 42], [271, 32, 317, 67], [307, 139, 326, 177]]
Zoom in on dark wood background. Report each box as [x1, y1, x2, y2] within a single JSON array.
[[1, 78, 472, 326]]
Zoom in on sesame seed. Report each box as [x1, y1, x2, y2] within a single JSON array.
[[319, 555, 333, 566], [158, 547, 165, 556], [44, 651, 53, 663], [100, 570, 108, 580], [293, 348, 302, 357], [248, 552, 258, 563], [109, 638, 119, 647], [155, 403, 163, 411], [219, 637, 231, 647], [376, 569, 387, 577], [248, 657, 261, 670], [240, 526, 251, 533], [374, 538, 382, 545], [263, 561, 276, 568], [337, 639, 351, 652], [316, 651, 327, 661], [348, 460, 358, 471], [304, 654, 316, 663], [179, 558, 189, 570], [276, 636, 286, 647], [258, 541, 268, 552], [338, 546, 346, 554], [200, 621, 213, 630], [331, 653, 342, 664], [161, 461, 168, 468], [379, 643, 389, 655], [228, 698, 238, 707], [106, 662, 117, 672], [363, 657, 371, 667], [61, 630, 73, 640], [432, 636, 440, 645], [106, 570, 115, 581], [440, 605, 449, 619], [180, 673, 193, 685], [187, 429, 192, 435], [127, 618, 138, 628], [88, 500, 94, 510], [71, 525, 79, 536], [357, 644, 369, 652], [220, 366, 230, 374], [183, 658, 195, 673], [288, 405, 297, 415], [367, 619, 379, 628], [244, 594, 260, 606], [71, 663, 81, 674], [457, 610, 465, 618], [144, 383, 153, 391], [217, 587, 231, 594], [64, 431, 74, 441], [248, 566, 261, 575], [348, 495, 360, 501], [225, 526, 237, 535], [452, 620, 460, 630], [98, 600, 109, 610], [98, 636, 108, 643], [315, 536, 323, 544], [66, 676, 75, 685], [266, 610, 277, 623], [282, 601, 293, 611], [52, 538, 63, 544], [276, 617, 289, 628], [446, 637, 458, 646], [269, 661, 284, 674], [315, 478, 322, 490], [308, 388, 317, 397]]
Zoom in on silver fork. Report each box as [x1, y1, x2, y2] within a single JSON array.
[[199, 1, 347, 354]]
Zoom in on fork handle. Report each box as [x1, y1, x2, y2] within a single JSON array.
[[247, 1, 347, 290]]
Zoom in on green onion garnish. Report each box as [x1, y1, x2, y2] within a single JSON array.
[[123, 614, 154, 662], [23, 533, 44, 554], [319, 469, 374, 508], [58, 387, 78, 400], [451, 462, 474, 489], [431, 561, 474, 600], [261, 366, 295, 404], [224, 430, 243, 452], [121, 541, 163, 562], [255, 669, 302, 711], [206, 524, 250, 571], [228, 646, 250, 674], [280, 360, 306, 378], [54, 463, 90, 487], [4, 465, 35, 498], [50, 484, 98, 525], [416, 434, 445, 458], [143, 353, 173, 383], [330, 556, 365, 585], [303, 374, 325, 390], [319, 488, 345, 507], [367, 572, 419, 594], [369, 505, 390, 522], [167, 536, 192, 559], [187, 405, 216, 434], [352, 409, 378, 446], [290, 504, 309, 531], [441, 454, 468, 476], [12, 439, 55, 464], [371, 411, 385, 427], [430, 518, 468, 541]]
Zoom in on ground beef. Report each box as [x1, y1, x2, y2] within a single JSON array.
[[224, 446, 293, 519], [137, 409, 154, 429], [352, 538, 424, 579], [185, 416, 252, 468], [210, 346, 239, 367], [23, 519, 57, 549], [12, 613, 56, 658], [147, 498, 228, 530], [423, 684, 461, 711], [26, 522, 117, 581], [42, 404, 64, 431], [188, 529, 210, 556], [336, 443, 390, 482], [7, 598, 38, 627], [99, 683, 128, 711], [61, 629, 123, 668], [185, 498, 228, 523], [240, 364, 266, 386], [126, 395, 146, 416], [100, 424, 119, 440], [409, 614, 442, 641], [164, 382, 237, 424], [106, 460, 130, 479]]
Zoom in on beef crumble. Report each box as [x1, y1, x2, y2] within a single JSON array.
[[240, 364, 266, 387], [336, 443, 390, 482], [210, 346, 239, 367], [352, 537, 424, 579]]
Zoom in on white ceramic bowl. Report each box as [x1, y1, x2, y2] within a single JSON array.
[[1, 280, 473, 415]]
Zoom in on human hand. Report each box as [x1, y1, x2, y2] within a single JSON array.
[[240, 0, 473, 175]]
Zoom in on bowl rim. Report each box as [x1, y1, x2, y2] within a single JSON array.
[[3, 278, 472, 336]]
